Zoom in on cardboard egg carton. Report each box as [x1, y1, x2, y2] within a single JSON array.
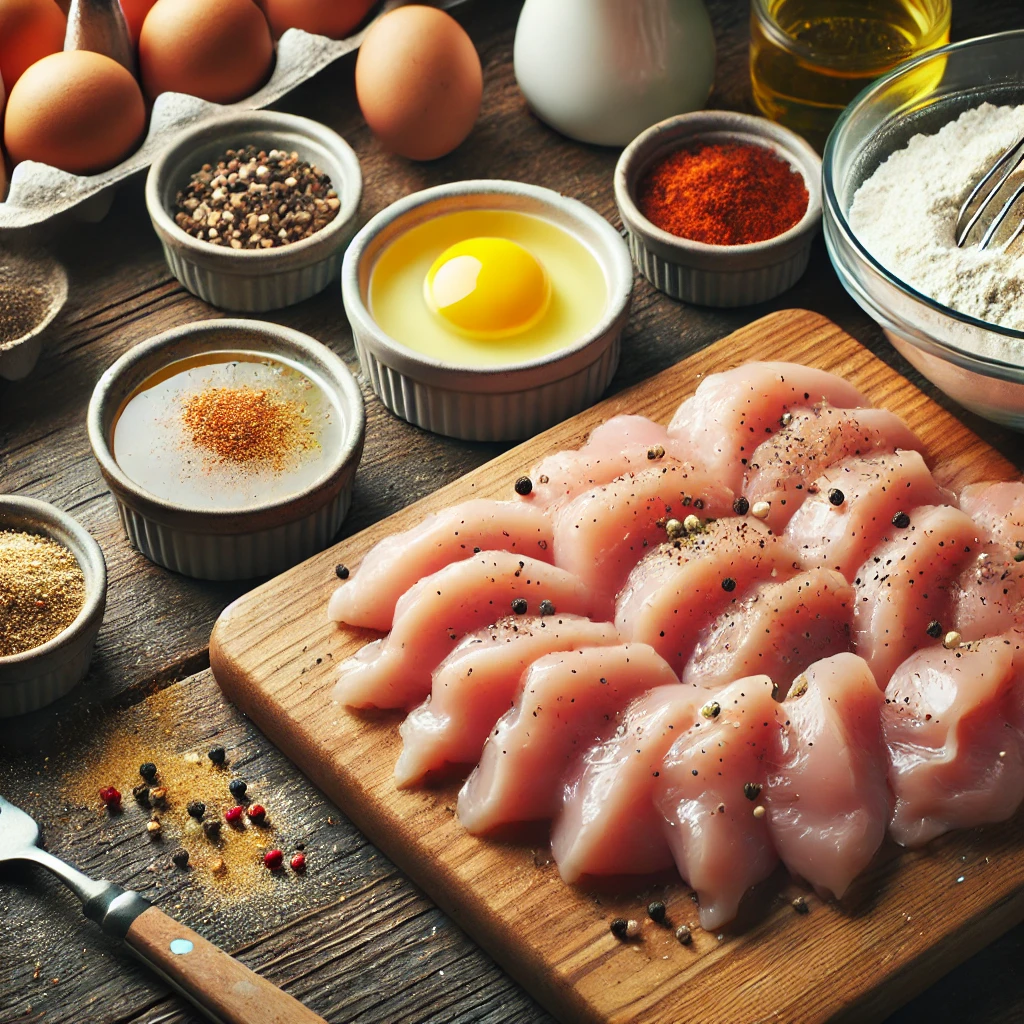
[[0, 0, 468, 241]]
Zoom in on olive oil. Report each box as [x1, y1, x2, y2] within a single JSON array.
[[750, 0, 950, 150]]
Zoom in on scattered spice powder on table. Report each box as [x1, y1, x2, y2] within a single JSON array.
[[175, 146, 341, 249], [637, 141, 809, 245], [0, 285, 49, 346], [182, 385, 319, 472], [0, 530, 85, 657]]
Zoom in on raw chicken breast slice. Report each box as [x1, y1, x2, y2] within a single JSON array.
[[395, 615, 620, 788], [615, 518, 800, 674], [552, 685, 702, 884], [743, 406, 924, 532], [784, 451, 954, 578], [329, 500, 555, 630], [666, 362, 869, 493], [654, 675, 781, 930], [457, 643, 678, 834], [852, 505, 981, 685], [953, 481, 1024, 640], [553, 463, 735, 617], [765, 653, 890, 899], [523, 415, 673, 508], [682, 568, 854, 698], [334, 553, 595, 710], [883, 634, 1024, 848]]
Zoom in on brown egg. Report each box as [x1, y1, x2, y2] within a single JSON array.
[[139, 0, 273, 104], [4, 50, 146, 174], [118, 0, 156, 44], [262, 0, 373, 40], [355, 6, 482, 162], [0, 0, 66, 89]]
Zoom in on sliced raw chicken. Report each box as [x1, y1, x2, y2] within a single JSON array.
[[765, 653, 890, 899], [743, 406, 924, 533], [883, 634, 1024, 847], [333, 552, 595, 710], [959, 481, 1024, 550], [523, 415, 673, 508], [682, 568, 853, 697], [394, 615, 620, 788], [552, 685, 702, 883], [328, 500, 555, 630], [553, 463, 735, 617], [667, 362, 869, 493], [852, 505, 981, 685], [615, 518, 800, 674], [654, 675, 780, 930], [457, 643, 678, 834], [784, 451, 954, 578]]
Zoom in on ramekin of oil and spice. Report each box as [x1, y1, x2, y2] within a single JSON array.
[[146, 110, 362, 312], [87, 319, 364, 581], [0, 496, 106, 717], [615, 110, 822, 307]]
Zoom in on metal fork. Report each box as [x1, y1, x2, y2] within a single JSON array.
[[0, 792, 327, 1024], [955, 135, 1024, 250]]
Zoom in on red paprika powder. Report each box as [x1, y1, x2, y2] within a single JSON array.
[[636, 141, 808, 246]]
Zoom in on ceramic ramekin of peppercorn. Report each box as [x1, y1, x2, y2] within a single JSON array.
[[87, 319, 365, 581], [614, 111, 822, 307], [342, 179, 633, 442], [0, 496, 107, 717], [146, 111, 362, 313]]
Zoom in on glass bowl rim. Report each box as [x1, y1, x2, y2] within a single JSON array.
[[823, 28, 1024, 378]]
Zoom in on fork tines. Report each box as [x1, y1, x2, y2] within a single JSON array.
[[955, 135, 1024, 251]]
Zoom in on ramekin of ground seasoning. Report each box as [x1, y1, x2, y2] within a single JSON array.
[[614, 110, 822, 307], [0, 497, 106, 717], [146, 111, 362, 313], [0, 246, 68, 383]]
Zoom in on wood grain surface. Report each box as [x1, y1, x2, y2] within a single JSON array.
[[210, 310, 1023, 1024], [4, 2, 1024, 1022]]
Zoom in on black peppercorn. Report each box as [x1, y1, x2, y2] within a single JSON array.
[[733, 496, 750, 516], [743, 781, 762, 801], [539, 599, 556, 617], [675, 924, 692, 945], [132, 784, 151, 807], [792, 896, 810, 915], [827, 488, 845, 507], [335, 564, 350, 580], [139, 762, 157, 782], [228, 778, 248, 799], [511, 597, 528, 615], [647, 901, 667, 924], [187, 800, 206, 820], [514, 476, 533, 496], [171, 849, 190, 869], [721, 577, 737, 592], [208, 746, 226, 765], [202, 819, 222, 840], [609, 918, 629, 940], [892, 511, 911, 529], [926, 619, 943, 639]]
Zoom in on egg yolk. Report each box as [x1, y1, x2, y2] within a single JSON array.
[[424, 237, 551, 339]]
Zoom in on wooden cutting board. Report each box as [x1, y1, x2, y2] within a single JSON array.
[[211, 309, 1024, 1024]]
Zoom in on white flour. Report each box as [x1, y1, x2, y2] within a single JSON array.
[[849, 102, 1024, 361]]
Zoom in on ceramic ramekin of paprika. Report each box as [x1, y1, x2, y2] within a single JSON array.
[[0, 496, 107, 717], [614, 111, 822, 307]]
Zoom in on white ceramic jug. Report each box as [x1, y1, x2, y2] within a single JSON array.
[[514, 0, 716, 147]]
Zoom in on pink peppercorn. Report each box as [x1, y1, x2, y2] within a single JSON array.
[[247, 804, 266, 823], [290, 853, 306, 873], [99, 787, 122, 809], [264, 849, 284, 871], [224, 806, 243, 823]]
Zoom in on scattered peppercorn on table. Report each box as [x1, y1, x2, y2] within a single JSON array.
[[2, 3, 1024, 1024]]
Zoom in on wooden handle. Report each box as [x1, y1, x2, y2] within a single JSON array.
[[125, 906, 327, 1024]]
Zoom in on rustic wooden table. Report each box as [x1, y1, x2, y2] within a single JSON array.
[[1, 2, 1023, 1023]]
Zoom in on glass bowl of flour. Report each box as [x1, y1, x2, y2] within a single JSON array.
[[824, 30, 1024, 430]]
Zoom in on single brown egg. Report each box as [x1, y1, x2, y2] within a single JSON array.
[[4, 50, 146, 174], [118, 0, 156, 44], [0, 0, 66, 89], [262, 0, 373, 40], [355, 5, 482, 162], [139, 0, 274, 104]]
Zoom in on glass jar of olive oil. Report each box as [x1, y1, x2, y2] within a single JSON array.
[[750, 0, 951, 150]]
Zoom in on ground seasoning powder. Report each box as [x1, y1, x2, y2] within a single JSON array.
[[0, 531, 86, 657], [637, 141, 809, 245], [182, 385, 319, 473]]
